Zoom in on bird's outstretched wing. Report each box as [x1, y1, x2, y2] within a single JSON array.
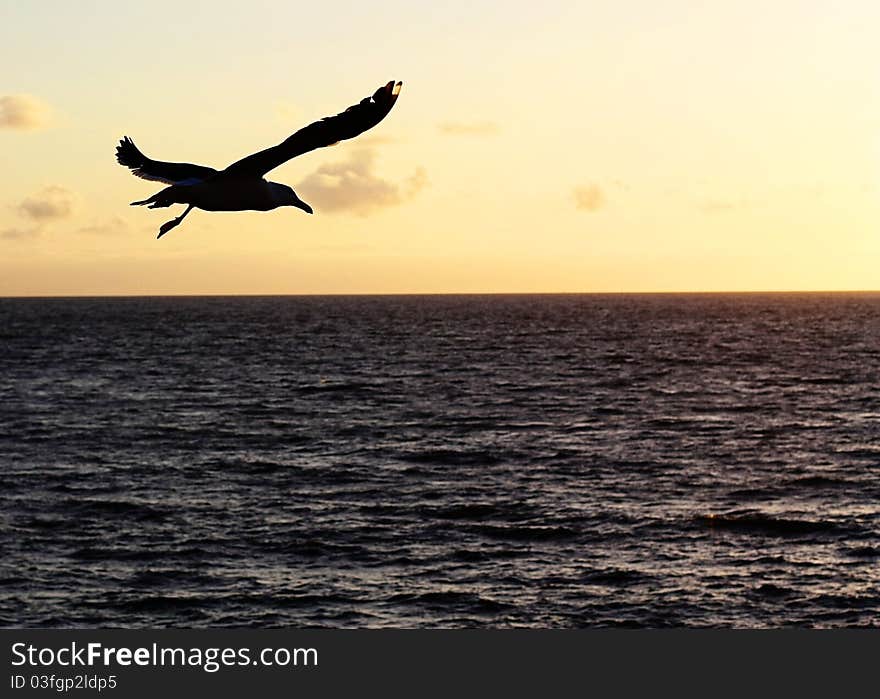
[[115, 137, 219, 185], [221, 80, 402, 178]]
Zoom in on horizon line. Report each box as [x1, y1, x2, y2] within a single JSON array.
[[3, 289, 880, 300]]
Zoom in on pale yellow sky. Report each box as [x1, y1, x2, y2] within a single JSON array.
[[2, 1, 878, 295]]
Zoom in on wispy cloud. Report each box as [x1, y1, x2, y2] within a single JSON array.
[[0, 94, 53, 130], [697, 197, 750, 214], [354, 134, 398, 146], [18, 186, 78, 221], [77, 216, 130, 236], [0, 226, 41, 240], [297, 149, 427, 217], [438, 121, 499, 137], [573, 185, 606, 212]]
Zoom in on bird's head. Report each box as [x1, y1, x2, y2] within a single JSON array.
[[270, 183, 313, 214]]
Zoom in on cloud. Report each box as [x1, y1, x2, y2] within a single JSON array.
[[76, 216, 130, 236], [297, 149, 427, 216], [0, 94, 53, 130], [438, 121, 499, 136], [0, 226, 41, 240], [404, 167, 428, 197], [573, 185, 606, 212], [2, 186, 79, 242], [18, 186, 78, 221]]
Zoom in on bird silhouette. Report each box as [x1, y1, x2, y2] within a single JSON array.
[[116, 80, 402, 238]]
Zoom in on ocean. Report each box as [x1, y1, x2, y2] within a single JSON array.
[[1, 293, 878, 628]]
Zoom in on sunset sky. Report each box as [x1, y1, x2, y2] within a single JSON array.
[[2, 1, 878, 295]]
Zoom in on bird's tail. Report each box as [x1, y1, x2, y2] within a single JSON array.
[[130, 185, 178, 208]]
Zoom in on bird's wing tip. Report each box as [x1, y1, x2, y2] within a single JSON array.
[[392, 81, 402, 95]]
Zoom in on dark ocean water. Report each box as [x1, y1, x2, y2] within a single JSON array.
[[1, 293, 878, 628]]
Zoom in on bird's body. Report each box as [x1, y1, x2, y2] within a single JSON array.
[[117, 80, 402, 238], [138, 178, 300, 213]]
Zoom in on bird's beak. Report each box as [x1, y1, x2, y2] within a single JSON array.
[[294, 198, 313, 214]]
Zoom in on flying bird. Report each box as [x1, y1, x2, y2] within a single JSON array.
[[116, 80, 402, 238]]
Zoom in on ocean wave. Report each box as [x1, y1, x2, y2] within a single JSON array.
[[695, 511, 845, 537], [4, 293, 880, 627]]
